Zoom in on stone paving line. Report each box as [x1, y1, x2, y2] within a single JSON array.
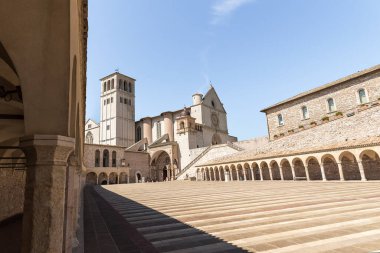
[[96, 181, 380, 253]]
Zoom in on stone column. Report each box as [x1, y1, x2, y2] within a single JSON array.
[[305, 166, 310, 181], [290, 165, 296, 180], [20, 135, 75, 253], [279, 166, 284, 181], [218, 169, 222, 181], [236, 169, 240, 181], [243, 169, 247, 181], [259, 167, 263, 181], [142, 117, 153, 145], [357, 161, 367, 181], [321, 164, 327, 181], [337, 163, 344, 181], [230, 170, 234, 181], [269, 167, 273, 180], [250, 168, 254, 181]]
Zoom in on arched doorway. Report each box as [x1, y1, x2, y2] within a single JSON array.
[[98, 172, 108, 185], [136, 172, 142, 183], [109, 172, 118, 184], [212, 133, 222, 145], [151, 151, 171, 182], [360, 150, 380, 180], [85, 172, 97, 185]]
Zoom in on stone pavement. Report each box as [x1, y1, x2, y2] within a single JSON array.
[[92, 181, 380, 253]]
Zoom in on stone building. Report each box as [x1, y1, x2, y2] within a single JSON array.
[[196, 65, 380, 182], [85, 77, 238, 183], [0, 1, 88, 252]]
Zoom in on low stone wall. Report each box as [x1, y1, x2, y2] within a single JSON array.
[[0, 169, 26, 221]]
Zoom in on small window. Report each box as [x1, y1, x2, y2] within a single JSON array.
[[120, 97, 123, 103], [123, 81, 127, 91], [128, 82, 132, 93], [106, 125, 110, 130], [118, 79, 122, 89], [107, 80, 110, 91], [327, 98, 336, 112], [277, 114, 284, 126], [180, 122, 185, 129], [107, 98, 110, 104], [103, 100, 106, 105], [103, 82, 106, 92], [358, 89, 368, 104], [211, 100, 215, 108], [111, 97, 113, 103], [88, 124, 92, 129], [124, 98, 127, 104], [301, 106, 309, 120], [111, 79, 114, 89]]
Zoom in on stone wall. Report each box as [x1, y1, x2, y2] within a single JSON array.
[[0, 169, 26, 221], [265, 70, 380, 140]]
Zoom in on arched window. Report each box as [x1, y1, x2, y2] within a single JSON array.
[[118, 79, 122, 89], [111, 79, 114, 89], [301, 106, 309, 120], [103, 82, 106, 92], [86, 131, 93, 144], [128, 82, 132, 93], [156, 122, 162, 139], [123, 81, 127, 91], [358, 88, 368, 104], [180, 121, 185, 129], [136, 126, 142, 141], [277, 114, 284, 126], [112, 151, 116, 167], [95, 150, 100, 167], [107, 80, 110, 91], [103, 149, 109, 167], [327, 98, 336, 112]]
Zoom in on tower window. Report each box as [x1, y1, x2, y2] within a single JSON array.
[[277, 114, 284, 126], [111, 79, 114, 89], [103, 82, 106, 92], [124, 98, 127, 104], [104, 100, 106, 105], [118, 79, 122, 89], [120, 97, 123, 103], [107, 80, 110, 91], [123, 81, 127, 91], [301, 106, 309, 120], [106, 125, 110, 130], [211, 100, 215, 108], [128, 82, 132, 92], [327, 98, 336, 112], [107, 98, 110, 104], [358, 88, 368, 104], [111, 97, 113, 103]]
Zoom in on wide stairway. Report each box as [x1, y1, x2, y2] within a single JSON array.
[[88, 181, 380, 253]]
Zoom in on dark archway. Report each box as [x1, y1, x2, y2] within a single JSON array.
[[322, 156, 340, 180], [270, 161, 281, 180], [260, 162, 270, 180], [103, 149, 109, 167], [340, 152, 361, 180], [85, 172, 97, 185], [361, 150, 380, 180], [307, 157, 322, 180], [293, 159, 307, 178], [281, 159, 293, 180]]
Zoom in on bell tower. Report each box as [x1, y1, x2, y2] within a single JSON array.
[[99, 72, 136, 147]]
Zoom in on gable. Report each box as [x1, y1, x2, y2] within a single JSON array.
[[85, 119, 99, 129], [202, 86, 226, 113]]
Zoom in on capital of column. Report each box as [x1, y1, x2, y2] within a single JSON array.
[[20, 135, 75, 166]]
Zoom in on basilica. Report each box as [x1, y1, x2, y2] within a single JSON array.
[[84, 72, 237, 183]]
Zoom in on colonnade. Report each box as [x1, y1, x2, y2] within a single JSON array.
[[197, 148, 380, 182]]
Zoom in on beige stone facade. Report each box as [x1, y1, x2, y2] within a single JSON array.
[[262, 65, 380, 140]]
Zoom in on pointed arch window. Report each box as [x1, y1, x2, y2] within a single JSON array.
[[327, 98, 336, 112], [86, 131, 93, 144], [301, 106, 309, 120], [277, 114, 284, 126]]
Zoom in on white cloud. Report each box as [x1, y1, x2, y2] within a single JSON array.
[[211, 0, 254, 24]]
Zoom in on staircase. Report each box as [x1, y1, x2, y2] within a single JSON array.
[[176, 146, 213, 179]]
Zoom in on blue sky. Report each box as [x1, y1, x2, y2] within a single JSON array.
[[86, 0, 380, 140]]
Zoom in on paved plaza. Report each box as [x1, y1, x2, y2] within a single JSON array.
[[86, 181, 380, 253]]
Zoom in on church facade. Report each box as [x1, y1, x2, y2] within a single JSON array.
[[84, 73, 237, 183]]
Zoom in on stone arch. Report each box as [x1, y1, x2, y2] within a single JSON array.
[[260, 161, 270, 180], [135, 171, 142, 183], [359, 150, 380, 180], [98, 172, 108, 185], [243, 163, 252, 180], [230, 164, 237, 181], [224, 165, 231, 181], [109, 172, 118, 184], [270, 160, 281, 180], [151, 150, 171, 181], [85, 172, 97, 185], [280, 159, 293, 180], [119, 172, 128, 184], [212, 133, 222, 145], [339, 151, 361, 180], [306, 156, 322, 180], [292, 158, 307, 179], [103, 149, 109, 167], [219, 166, 225, 181], [252, 162, 260, 180], [237, 164, 244, 180], [321, 155, 340, 180], [214, 166, 220, 181]]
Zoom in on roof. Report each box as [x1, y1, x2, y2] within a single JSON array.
[[260, 64, 380, 112], [199, 136, 380, 166], [100, 72, 136, 81]]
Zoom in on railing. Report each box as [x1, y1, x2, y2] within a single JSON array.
[[176, 146, 213, 179]]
